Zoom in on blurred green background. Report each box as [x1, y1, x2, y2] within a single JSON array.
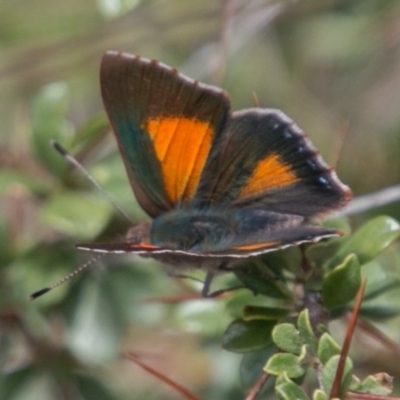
[[1, 0, 400, 399]]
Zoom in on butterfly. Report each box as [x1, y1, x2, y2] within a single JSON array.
[[77, 51, 351, 296]]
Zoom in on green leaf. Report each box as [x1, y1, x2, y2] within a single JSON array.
[[75, 374, 116, 400], [362, 260, 400, 301], [71, 113, 109, 148], [175, 299, 230, 337], [323, 217, 352, 235], [297, 344, 313, 365], [264, 353, 306, 378], [357, 373, 393, 396], [313, 390, 328, 400], [31, 82, 73, 177], [243, 306, 289, 321], [329, 307, 349, 320], [306, 218, 351, 266], [322, 355, 353, 395], [272, 323, 303, 355], [297, 309, 318, 354], [322, 254, 361, 310], [305, 240, 341, 270], [0, 170, 48, 195], [317, 333, 341, 365], [88, 153, 146, 219], [364, 278, 400, 301], [15, 243, 77, 305], [328, 216, 400, 268], [276, 381, 310, 400], [2, 373, 57, 400], [263, 247, 303, 276], [276, 373, 290, 386], [0, 367, 35, 400], [359, 305, 400, 320], [65, 274, 122, 363], [39, 192, 113, 239], [240, 348, 276, 388], [234, 264, 291, 299], [222, 319, 275, 353], [225, 290, 278, 320]]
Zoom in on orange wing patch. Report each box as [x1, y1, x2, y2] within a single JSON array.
[[146, 117, 213, 203], [129, 244, 160, 250], [233, 241, 279, 251], [239, 153, 299, 198]]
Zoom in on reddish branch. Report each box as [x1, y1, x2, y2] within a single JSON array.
[[330, 279, 367, 398]]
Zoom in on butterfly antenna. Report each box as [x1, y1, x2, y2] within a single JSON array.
[[29, 254, 105, 300], [252, 91, 260, 107], [51, 140, 134, 224], [329, 118, 350, 168]]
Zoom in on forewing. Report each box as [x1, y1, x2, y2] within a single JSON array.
[[195, 108, 351, 217], [100, 51, 230, 217]]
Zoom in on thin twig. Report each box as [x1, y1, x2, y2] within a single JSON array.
[[124, 352, 201, 400], [245, 371, 270, 400]]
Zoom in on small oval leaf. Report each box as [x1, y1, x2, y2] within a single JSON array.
[[322, 254, 361, 310], [297, 309, 318, 355], [272, 323, 303, 355], [313, 390, 328, 400], [276, 381, 310, 400], [317, 333, 341, 365], [31, 82, 73, 177], [328, 216, 400, 268], [322, 355, 353, 395], [243, 306, 289, 321], [222, 319, 275, 353], [265, 353, 306, 378], [234, 266, 291, 299], [357, 373, 393, 396]]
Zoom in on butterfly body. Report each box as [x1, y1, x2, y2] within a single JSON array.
[[80, 206, 338, 272], [77, 51, 351, 278]]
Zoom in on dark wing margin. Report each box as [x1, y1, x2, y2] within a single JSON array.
[[100, 51, 231, 217], [194, 108, 351, 217]]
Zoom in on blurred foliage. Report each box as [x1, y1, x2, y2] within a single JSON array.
[[2, 0, 400, 399]]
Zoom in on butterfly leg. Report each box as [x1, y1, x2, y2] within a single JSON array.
[[166, 266, 244, 298], [166, 272, 205, 285], [201, 272, 215, 297], [201, 269, 244, 298], [166, 271, 226, 297]]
